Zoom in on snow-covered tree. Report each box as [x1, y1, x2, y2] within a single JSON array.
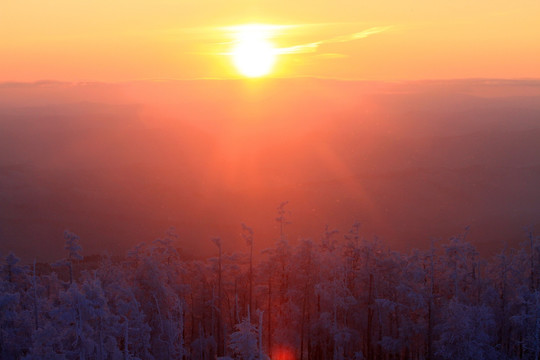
[[64, 230, 83, 285]]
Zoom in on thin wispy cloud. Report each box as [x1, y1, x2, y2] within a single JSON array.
[[315, 53, 349, 59], [277, 26, 392, 55], [177, 23, 392, 57]]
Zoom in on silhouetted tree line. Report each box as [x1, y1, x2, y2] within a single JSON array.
[[1, 210, 539, 360]]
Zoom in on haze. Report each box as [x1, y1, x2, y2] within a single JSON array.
[[1, 79, 539, 261]]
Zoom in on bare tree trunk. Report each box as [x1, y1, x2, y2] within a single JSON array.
[[367, 273, 374, 360], [427, 240, 435, 360], [259, 310, 264, 360], [427, 300, 433, 360], [69, 261, 73, 285], [179, 301, 185, 360], [123, 316, 129, 360], [530, 229, 536, 291], [249, 241, 253, 318], [191, 292, 196, 346], [268, 276, 272, 358], [212, 237, 224, 357], [98, 317, 104, 360], [300, 286, 307, 360], [33, 259, 39, 330], [217, 244, 223, 356]]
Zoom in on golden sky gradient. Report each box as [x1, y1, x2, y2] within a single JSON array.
[[1, 0, 539, 81]]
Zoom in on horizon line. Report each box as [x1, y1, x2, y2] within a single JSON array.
[[2, 76, 540, 87]]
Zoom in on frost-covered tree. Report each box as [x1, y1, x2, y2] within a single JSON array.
[[64, 230, 83, 285], [435, 299, 497, 360], [3, 219, 540, 359], [229, 312, 268, 360]]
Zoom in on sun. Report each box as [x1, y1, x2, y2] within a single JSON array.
[[231, 25, 277, 78]]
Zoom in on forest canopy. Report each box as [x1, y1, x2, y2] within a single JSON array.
[[1, 222, 539, 360]]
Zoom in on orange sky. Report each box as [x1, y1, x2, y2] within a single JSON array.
[[1, 0, 539, 81]]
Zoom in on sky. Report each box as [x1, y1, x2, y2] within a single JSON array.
[[1, 0, 540, 81]]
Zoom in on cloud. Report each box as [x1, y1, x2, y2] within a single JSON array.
[[179, 23, 391, 56], [277, 26, 392, 55], [316, 53, 349, 59]]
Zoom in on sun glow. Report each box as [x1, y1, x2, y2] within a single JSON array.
[[231, 25, 278, 78]]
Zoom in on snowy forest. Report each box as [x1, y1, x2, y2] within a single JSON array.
[[1, 206, 540, 360]]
